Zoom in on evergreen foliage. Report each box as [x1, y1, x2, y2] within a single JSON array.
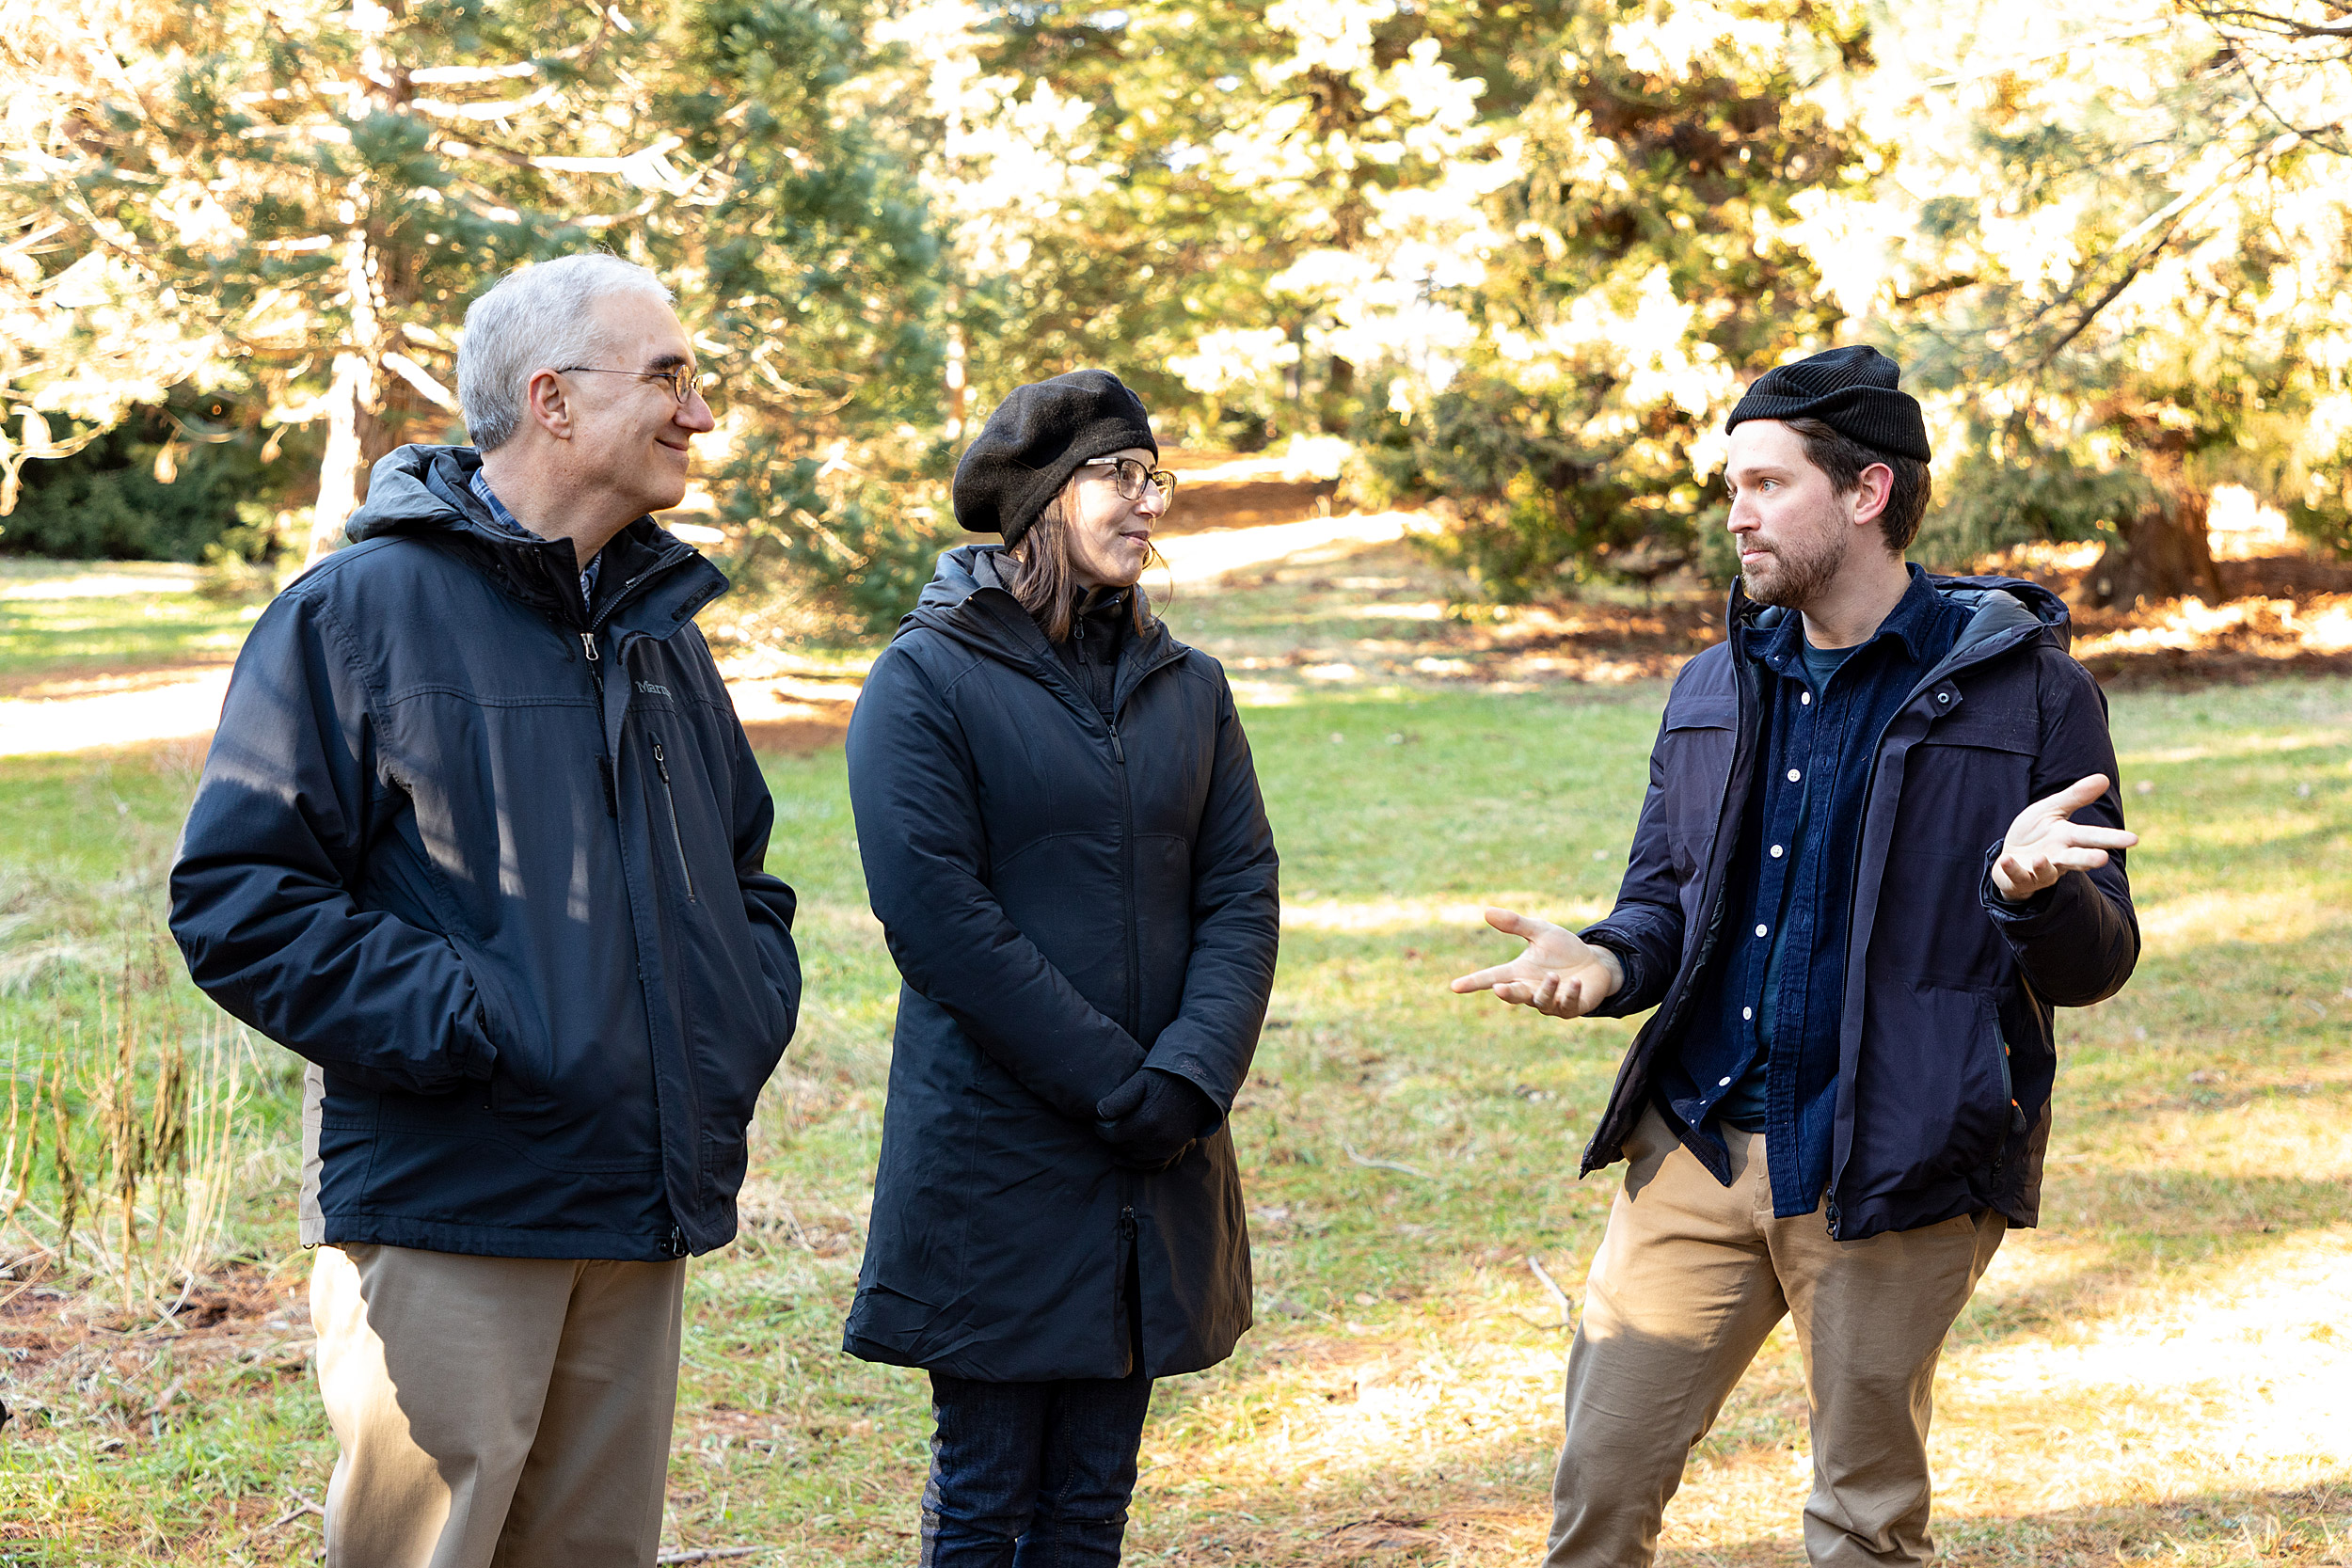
[[5, 0, 2349, 611]]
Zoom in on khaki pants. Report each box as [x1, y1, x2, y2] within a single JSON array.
[[310, 1243, 687, 1568], [1547, 1107, 2005, 1568]]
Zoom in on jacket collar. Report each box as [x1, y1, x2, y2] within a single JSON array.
[[345, 444, 727, 637]]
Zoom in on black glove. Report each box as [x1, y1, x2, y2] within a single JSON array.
[[1093, 1068, 1219, 1171]]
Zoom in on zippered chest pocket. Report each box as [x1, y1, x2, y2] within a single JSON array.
[[650, 736, 698, 903]]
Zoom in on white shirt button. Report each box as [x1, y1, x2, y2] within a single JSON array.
[[1771, 844, 1785, 858], [1756, 924, 1769, 938], [1742, 1006, 1754, 1021], [1801, 691, 1812, 705], [1718, 1076, 1734, 1087], [1788, 768, 1802, 782]]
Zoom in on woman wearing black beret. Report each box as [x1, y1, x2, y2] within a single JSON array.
[[841, 369, 1281, 1565]]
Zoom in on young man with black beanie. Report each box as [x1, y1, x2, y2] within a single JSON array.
[[1452, 344, 2142, 1567]]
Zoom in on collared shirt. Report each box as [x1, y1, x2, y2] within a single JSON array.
[[469, 468, 599, 611], [1657, 566, 1971, 1217]]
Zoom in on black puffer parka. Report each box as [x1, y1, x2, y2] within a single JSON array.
[[842, 546, 1280, 1381]]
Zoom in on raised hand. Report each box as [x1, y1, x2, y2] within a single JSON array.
[[1448, 907, 1625, 1020], [1990, 774, 2139, 901]]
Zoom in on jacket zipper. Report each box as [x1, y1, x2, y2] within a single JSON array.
[[651, 739, 697, 902], [997, 605, 1181, 1041], [581, 631, 618, 817], [1820, 621, 2046, 1229], [555, 544, 719, 1259], [1110, 715, 1138, 1035]]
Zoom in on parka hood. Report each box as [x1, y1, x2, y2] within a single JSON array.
[[904, 543, 1183, 685], [1929, 573, 2071, 657], [344, 443, 516, 545], [341, 444, 726, 634], [911, 540, 1017, 616]]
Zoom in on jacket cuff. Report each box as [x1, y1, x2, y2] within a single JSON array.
[[1575, 928, 1651, 1019], [1147, 1064, 1227, 1138], [1979, 840, 2061, 923], [1137, 1048, 1234, 1117]]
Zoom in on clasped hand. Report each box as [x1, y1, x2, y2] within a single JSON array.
[[1094, 1067, 1217, 1170], [1448, 908, 1625, 1020], [1989, 773, 2138, 901]]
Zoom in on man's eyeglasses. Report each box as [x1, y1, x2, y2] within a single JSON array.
[[1079, 456, 1177, 505], [557, 364, 707, 405]]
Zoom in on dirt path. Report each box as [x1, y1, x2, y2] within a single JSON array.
[[0, 515, 1433, 758], [7, 527, 2348, 758]]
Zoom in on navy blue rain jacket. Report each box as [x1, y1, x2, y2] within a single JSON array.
[[168, 445, 801, 1261], [1579, 575, 2138, 1241], [842, 546, 1280, 1382]]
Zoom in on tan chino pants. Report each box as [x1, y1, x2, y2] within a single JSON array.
[[1546, 1107, 2005, 1568], [310, 1243, 687, 1568]]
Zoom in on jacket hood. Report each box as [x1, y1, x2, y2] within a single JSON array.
[[912, 540, 1015, 617], [1930, 573, 2071, 656], [904, 543, 1042, 665], [906, 542, 1180, 665], [342, 444, 726, 633], [344, 443, 501, 544]]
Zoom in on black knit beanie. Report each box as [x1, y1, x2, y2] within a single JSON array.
[[1724, 345, 1931, 463], [952, 369, 1158, 548]]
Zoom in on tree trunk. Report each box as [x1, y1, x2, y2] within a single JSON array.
[[944, 315, 967, 443], [2086, 477, 2224, 610], [307, 351, 377, 563]]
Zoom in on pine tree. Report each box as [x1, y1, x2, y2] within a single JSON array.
[[1354, 0, 1874, 597], [2, 0, 940, 583], [1821, 0, 2352, 600]]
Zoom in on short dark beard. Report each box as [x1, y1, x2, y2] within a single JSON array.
[[1739, 517, 1851, 610]]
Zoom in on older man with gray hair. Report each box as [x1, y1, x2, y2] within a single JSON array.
[[170, 254, 802, 1567]]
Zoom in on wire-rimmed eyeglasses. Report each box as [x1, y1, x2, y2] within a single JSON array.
[[556, 364, 707, 405], [1079, 455, 1177, 505]]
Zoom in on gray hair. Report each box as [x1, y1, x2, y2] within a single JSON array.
[[457, 254, 675, 452]]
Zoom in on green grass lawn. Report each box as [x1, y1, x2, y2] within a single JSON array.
[[0, 561, 261, 687], [2, 670, 2347, 1564]]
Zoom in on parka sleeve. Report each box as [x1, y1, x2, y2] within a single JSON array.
[[1978, 652, 2139, 1006], [846, 646, 1146, 1119], [167, 587, 503, 1094], [1577, 704, 1691, 1018], [723, 693, 803, 1051], [1136, 673, 1280, 1114]]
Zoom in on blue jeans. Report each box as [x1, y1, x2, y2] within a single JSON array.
[[919, 1370, 1155, 1567]]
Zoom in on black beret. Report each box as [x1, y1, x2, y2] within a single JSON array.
[[952, 369, 1158, 548], [1725, 345, 1931, 463]]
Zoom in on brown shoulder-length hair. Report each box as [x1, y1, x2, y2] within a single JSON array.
[[1006, 481, 1163, 642]]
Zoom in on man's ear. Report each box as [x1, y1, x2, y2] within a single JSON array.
[[1851, 462, 1894, 529], [525, 369, 573, 441]]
